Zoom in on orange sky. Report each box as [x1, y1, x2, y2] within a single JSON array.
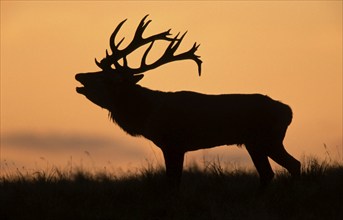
[[1, 1, 342, 174]]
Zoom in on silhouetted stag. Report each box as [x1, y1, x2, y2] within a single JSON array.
[[75, 15, 300, 187]]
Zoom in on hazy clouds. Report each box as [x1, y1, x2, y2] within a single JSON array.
[[1, 131, 148, 157], [2, 132, 114, 149]]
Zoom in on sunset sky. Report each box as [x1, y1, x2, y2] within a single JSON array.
[[1, 1, 342, 174]]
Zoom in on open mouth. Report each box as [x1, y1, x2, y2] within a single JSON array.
[[75, 74, 86, 94], [75, 71, 105, 95], [76, 86, 85, 94]]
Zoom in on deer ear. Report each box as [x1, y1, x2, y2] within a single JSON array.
[[132, 74, 144, 84]]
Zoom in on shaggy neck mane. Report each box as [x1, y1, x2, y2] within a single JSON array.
[[108, 85, 161, 137]]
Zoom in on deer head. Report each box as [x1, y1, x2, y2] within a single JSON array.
[[76, 15, 202, 108]]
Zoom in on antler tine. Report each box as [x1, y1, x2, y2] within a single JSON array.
[[166, 32, 187, 56], [182, 42, 202, 76], [109, 19, 127, 54], [194, 44, 202, 75], [141, 41, 154, 68], [134, 15, 151, 40]]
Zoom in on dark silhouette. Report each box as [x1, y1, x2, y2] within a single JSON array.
[[75, 15, 300, 188]]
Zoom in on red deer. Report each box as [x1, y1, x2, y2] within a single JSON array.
[[75, 15, 300, 188]]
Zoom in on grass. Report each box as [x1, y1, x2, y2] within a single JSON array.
[[1, 157, 343, 220]]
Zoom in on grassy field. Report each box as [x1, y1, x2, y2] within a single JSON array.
[[1, 158, 343, 220]]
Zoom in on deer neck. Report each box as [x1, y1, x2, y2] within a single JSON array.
[[108, 84, 157, 137]]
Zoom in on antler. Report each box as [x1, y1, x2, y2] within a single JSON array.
[[95, 15, 202, 76]]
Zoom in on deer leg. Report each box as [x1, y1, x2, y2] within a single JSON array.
[[268, 143, 301, 178], [246, 144, 274, 187], [162, 149, 185, 188]]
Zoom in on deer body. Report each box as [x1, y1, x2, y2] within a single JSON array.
[[124, 88, 291, 150], [76, 16, 300, 188]]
